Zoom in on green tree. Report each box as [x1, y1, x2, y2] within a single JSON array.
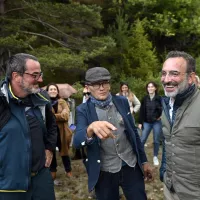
[[0, 0, 115, 84], [124, 19, 159, 78]]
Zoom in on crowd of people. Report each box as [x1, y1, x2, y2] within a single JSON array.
[[0, 51, 200, 200]]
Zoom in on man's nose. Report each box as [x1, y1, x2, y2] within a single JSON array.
[[161, 74, 172, 83]]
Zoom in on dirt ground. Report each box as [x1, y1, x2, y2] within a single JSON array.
[[55, 134, 164, 200]]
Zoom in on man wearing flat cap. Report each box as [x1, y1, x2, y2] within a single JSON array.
[[73, 67, 152, 200]]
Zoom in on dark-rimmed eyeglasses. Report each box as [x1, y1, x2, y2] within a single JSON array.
[[88, 81, 110, 90], [24, 72, 43, 80], [160, 70, 187, 78]]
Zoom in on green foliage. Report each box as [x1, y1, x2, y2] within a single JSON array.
[[123, 19, 160, 78], [107, 12, 160, 81], [2, 0, 200, 98], [70, 81, 84, 99], [29, 46, 86, 70], [0, 0, 115, 84], [195, 56, 200, 76], [124, 0, 200, 55]]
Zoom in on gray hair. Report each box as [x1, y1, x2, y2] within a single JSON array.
[[6, 53, 38, 80], [166, 51, 196, 73]]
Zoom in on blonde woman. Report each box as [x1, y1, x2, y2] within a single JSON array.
[[116, 82, 141, 115]]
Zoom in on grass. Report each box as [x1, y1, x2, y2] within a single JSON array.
[[55, 133, 164, 200]]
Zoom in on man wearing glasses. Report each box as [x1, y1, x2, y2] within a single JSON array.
[[0, 53, 57, 200], [160, 51, 200, 200], [73, 67, 152, 200]]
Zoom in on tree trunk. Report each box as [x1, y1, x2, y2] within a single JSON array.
[[0, 0, 5, 14]]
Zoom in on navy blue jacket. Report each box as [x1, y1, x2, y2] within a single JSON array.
[[73, 95, 147, 191], [0, 81, 57, 191]]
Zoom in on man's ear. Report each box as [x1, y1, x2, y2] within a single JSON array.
[[189, 72, 196, 85], [12, 72, 21, 83]]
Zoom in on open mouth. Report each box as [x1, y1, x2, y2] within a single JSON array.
[[164, 85, 177, 92]]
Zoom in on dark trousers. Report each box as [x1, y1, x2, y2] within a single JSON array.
[[50, 127, 71, 173], [0, 168, 55, 200], [50, 151, 71, 173], [95, 164, 147, 200]]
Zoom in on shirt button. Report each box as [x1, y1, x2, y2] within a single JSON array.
[[97, 160, 100, 163], [86, 158, 88, 162]]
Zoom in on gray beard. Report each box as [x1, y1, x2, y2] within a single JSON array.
[[163, 78, 189, 98]]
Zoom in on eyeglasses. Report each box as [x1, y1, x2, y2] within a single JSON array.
[[160, 70, 187, 78], [24, 72, 43, 80], [88, 81, 110, 90]]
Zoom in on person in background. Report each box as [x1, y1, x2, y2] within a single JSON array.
[[0, 53, 57, 200], [138, 81, 162, 166], [116, 82, 141, 116], [72, 86, 89, 160], [46, 83, 73, 182], [160, 51, 200, 200], [83, 86, 90, 103], [74, 67, 152, 200]]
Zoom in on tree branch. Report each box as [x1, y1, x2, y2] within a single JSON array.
[[20, 31, 70, 48], [4, 7, 28, 14], [23, 13, 83, 43]]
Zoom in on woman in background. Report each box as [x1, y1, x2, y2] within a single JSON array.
[[138, 81, 162, 166], [46, 83, 72, 182], [116, 82, 141, 115]]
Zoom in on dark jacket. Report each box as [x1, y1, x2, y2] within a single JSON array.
[[139, 94, 162, 124], [73, 95, 147, 192], [0, 80, 57, 191]]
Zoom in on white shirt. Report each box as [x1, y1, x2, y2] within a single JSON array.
[[169, 98, 174, 122]]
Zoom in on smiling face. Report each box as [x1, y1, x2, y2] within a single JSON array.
[[20, 59, 43, 94], [47, 85, 59, 98], [121, 85, 129, 95], [147, 83, 156, 95], [161, 57, 193, 98]]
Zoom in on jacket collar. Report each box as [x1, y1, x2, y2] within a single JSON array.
[[0, 78, 48, 107]]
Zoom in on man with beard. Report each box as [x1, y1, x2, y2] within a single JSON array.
[[74, 67, 152, 200], [0, 53, 57, 200], [160, 51, 200, 200]]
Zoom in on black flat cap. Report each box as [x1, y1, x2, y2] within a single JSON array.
[[85, 67, 111, 84]]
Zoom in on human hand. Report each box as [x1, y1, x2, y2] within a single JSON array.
[[138, 124, 142, 129], [142, 162, 153, 182], [45, 149, 53, 167], [87, 121, 117, 140]]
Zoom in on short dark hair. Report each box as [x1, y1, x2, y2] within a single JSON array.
[[46, 83, 60, 99], [146, 81, 158, 95], [166, 51, 196, 73], [6, 53, 38, 80]]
